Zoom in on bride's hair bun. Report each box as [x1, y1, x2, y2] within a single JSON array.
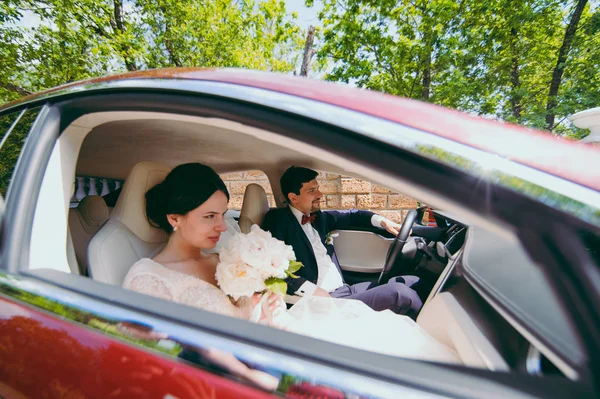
[[145, 181, 171, 232], [145, 163, 229, 233]]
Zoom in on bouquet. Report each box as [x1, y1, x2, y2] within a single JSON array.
[[215, 225, 303, 301]]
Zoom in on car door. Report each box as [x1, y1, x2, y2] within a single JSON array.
[[0, 80, 596, 399]]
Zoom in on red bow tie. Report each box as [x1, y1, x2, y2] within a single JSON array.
[[301, 213, 316, 225]]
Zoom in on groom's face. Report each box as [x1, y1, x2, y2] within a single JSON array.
[[291, 179, 322, 214]]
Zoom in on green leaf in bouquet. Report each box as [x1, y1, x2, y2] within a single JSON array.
[[287, 260, 303, 274], [265, 277, 287, 296], [285, 270, 299, 279]]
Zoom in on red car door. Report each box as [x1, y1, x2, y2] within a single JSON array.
[[0, 296, 276, 399]]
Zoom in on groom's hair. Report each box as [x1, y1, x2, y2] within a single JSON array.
[[280, 166, 318, 202]]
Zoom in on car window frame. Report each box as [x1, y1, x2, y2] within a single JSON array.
[[0, 107, 41, 200], [1, 88, 598, 397]]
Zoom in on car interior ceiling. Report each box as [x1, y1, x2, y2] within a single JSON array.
[[46, 111, 577, 379]]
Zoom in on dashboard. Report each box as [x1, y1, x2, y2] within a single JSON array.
[[427, 210, 468, 258]]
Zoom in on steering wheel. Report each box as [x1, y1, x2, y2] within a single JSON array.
[[377, 209, 418, 285]]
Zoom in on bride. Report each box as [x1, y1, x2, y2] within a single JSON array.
[[123, 163, 460, 365]]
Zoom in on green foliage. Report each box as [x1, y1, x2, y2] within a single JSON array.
[[0, 108, 40, 197], [2, 0, 597, 138], [265, 277, 287, 296], [313, 0, 599, 137], [287, 260, 303, 273], [0, 0, 303, 104]]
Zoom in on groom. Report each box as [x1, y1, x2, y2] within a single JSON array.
[[261, 166, 422, 316]]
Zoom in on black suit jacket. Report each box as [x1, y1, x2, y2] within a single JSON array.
[[261, 207, 376, 294]]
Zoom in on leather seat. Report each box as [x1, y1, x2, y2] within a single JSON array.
[[87, 162, 171, 285], [68, 195, 110, 275], [238, 183, 270, 233]]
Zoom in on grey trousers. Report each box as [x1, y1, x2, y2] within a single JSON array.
[[330, 276, 423, 316]]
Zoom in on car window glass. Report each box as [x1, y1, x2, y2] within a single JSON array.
[[219, 171, 274, 210], [0, 108, 41, 198]]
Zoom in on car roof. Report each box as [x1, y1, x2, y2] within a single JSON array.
[[3, 68, 599, 191]]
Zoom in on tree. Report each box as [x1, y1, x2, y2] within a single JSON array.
[[138, 0, 302, 71], [313, 0, 462, 100], [554, 5, 600, 137], [0, 1, 30, 102], [311, 0, 600, 137], [0, 0, 303, 104]]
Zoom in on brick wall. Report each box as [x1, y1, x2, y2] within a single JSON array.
[[221, 171, 276, 210], [221, 171, 419, 223], [316, 172, 417, 223]]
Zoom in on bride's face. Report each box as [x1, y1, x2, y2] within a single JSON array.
[[171, 190, 229, 249]]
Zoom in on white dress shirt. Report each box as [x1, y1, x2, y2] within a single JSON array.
[[289, 206, 386, 297]]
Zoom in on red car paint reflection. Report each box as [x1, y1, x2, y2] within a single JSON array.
[[0, 297, 275, 399]]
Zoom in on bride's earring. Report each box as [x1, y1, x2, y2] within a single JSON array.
[[173, 226, 178, 232]]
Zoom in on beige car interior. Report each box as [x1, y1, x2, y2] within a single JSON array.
[[68, 195, 110, 275], [87, 162, 170, 285], [238, 183, 270, 233], [38, 110, 520, 371], [333, 231, 394, 273]]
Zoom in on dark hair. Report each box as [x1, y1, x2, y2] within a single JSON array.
[[280, 166, 318, 202], [145, 163, 229, 233]]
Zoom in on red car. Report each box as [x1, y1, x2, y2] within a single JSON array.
[[0, 69, 598, 398]]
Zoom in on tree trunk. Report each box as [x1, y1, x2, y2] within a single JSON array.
[[113, 0, 137, 71], [157, 4, 182, 67], [545, 0, 587, 131], [420, 3, 434, 101], [300, 26, 316, 77], [421, 50, 432, 101], [114, 0, 124, 32], [509, 27, 522, 121]]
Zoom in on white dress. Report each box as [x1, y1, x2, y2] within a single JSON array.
[[123, 258, 461, 365]]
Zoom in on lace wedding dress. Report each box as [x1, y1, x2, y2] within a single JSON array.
[[123, 258, 461, 365]]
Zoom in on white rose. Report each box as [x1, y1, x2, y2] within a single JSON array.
[[215, 262, 266, 300], [218, 234, 244, 264], [284, 244, 296, 261], [249, 224, 273, 240], [239, 233, 271, 269], [268, 239, 293, 271]]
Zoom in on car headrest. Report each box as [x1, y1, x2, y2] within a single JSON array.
[[238, 183, 269, 233], [76, 195, 109, 233], [110, 161, 171, 243]]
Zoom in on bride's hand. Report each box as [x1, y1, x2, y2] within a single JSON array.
[[264, 293, 290, 330], [250, 292, 287, 326], [265, 292, 286, 319], [250, 292, 285, 314], [250, 292, 263, 308]]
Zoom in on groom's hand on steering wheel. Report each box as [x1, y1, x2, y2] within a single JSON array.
[[381, 219, 411, 237]]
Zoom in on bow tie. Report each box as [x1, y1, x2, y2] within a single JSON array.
[[301, 213, 316, 225]]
